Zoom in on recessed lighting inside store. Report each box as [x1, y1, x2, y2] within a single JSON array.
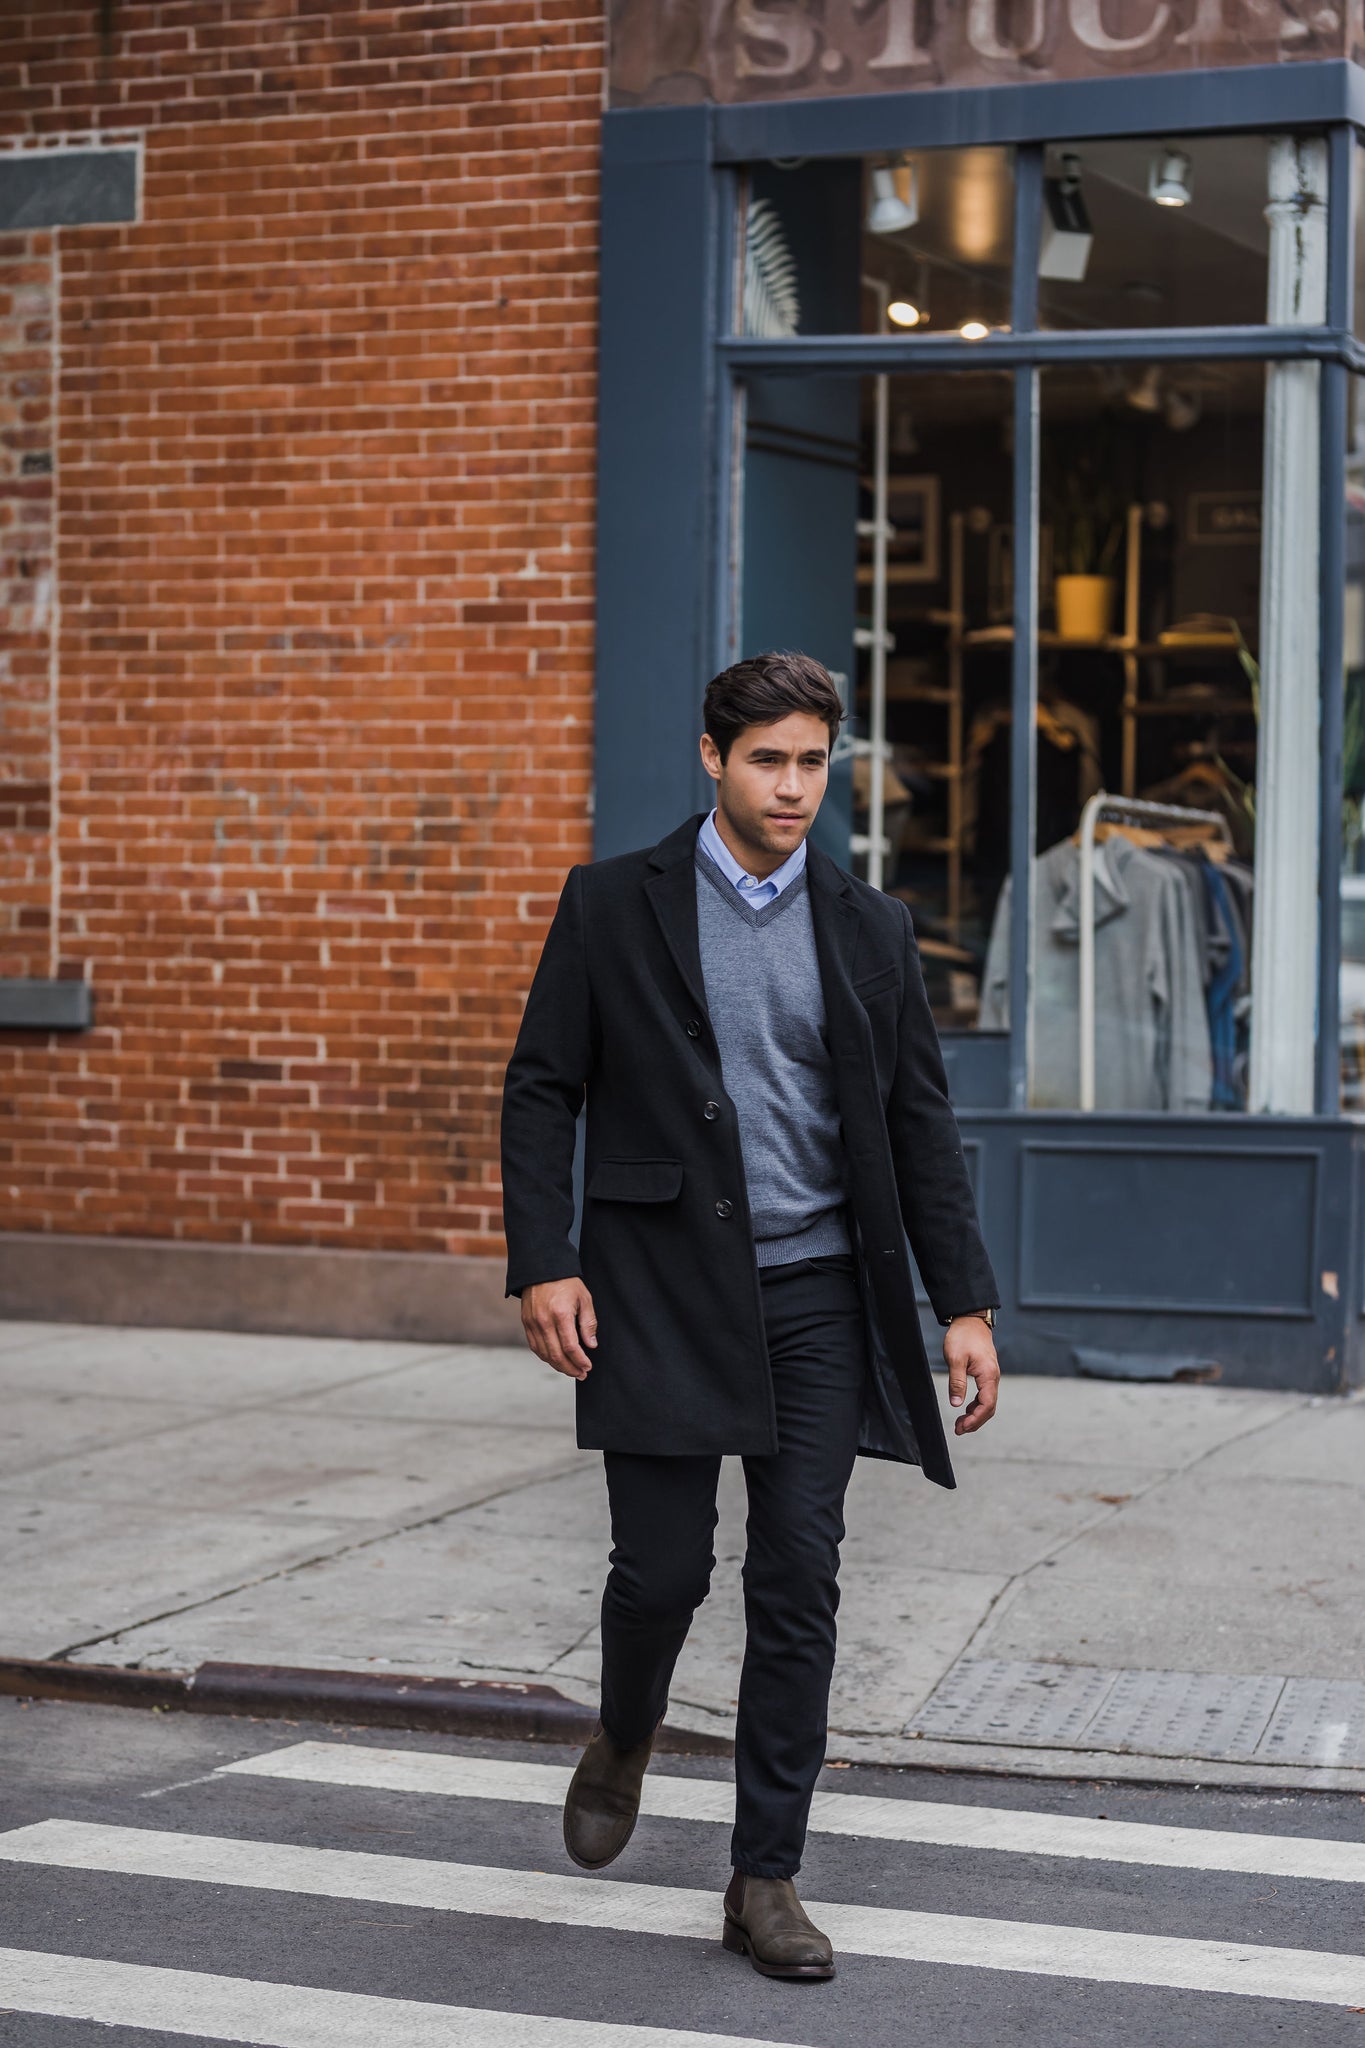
[[959, 320, 990, 341], [867, 157, 919, 236], [887, 299, 922, 328], [1148, 147, 1193, 208]]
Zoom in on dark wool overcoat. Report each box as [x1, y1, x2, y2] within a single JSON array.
[[500, 812, 999, 1490]]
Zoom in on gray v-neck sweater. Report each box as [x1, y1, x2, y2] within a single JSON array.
[[694, 846, 851, 1266]]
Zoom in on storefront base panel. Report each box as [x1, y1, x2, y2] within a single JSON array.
[[0, 1235, 523, 1349], [947, 1111, 1365, 1395]]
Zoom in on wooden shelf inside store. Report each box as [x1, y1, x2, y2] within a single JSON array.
[[1134, 698, 1253, 718], [961, 627, 1244, 655], [857, 500, 1255, 944], [887, 682, 957, 705]]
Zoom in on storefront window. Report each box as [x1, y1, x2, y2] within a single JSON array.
[[738, 369, 1013, 1023], [1036, 134, 1276, 330], [731, 128, 1337, 1111], [739, 148, 1013, 339], [976, 362, 1265, 1113]]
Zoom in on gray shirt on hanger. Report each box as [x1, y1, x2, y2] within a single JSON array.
[[978, 833, 1213, 1113]]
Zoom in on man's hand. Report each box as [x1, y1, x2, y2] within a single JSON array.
[[943, 1315, 1000, 1436], [521, 1277, 598, 1381]]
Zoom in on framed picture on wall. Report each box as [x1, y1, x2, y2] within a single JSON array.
[[886, 475, 941, 583], [1188, 489, 1261, 545]]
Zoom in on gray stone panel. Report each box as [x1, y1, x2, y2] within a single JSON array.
[[0, 980, 92, 1031], [0, 150, 137, 231]]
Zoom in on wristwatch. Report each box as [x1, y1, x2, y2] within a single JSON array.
[[950, 1307, 996, 1329]]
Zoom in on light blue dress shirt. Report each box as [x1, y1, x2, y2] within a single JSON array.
[[697, 808, 808, 909]]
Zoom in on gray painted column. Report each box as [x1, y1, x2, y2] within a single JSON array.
[[594, 109, 721, 858], [1250, 136, 1328, 1114], [1008, 149, 1043, 1114]]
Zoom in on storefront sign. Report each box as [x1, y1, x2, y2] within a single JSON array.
[[610, 0, 1351, 107]]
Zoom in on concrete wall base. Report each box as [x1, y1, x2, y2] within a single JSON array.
[[0, 1233, 523, 1345]]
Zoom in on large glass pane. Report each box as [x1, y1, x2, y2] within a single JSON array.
[[1037, 134, 1277, 330], [739, 149, 1013, 338], [854, 372, 1015, 1027], [737, 368, 1014, 1028], [977, 360, 1265, 1112]]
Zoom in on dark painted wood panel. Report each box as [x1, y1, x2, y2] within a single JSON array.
[[1018, 1141, 1320, 1315]]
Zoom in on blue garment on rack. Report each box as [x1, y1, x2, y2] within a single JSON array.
[[1202, 861, 1243, 1111]]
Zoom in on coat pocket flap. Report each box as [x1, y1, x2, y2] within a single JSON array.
[[853, 963, 900, 1001], [586, 1157, 684, 1203]]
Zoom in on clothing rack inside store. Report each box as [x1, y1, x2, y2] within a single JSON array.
[[1077, 791, 1235, 1113]]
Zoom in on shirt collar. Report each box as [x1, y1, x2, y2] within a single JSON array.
[[698, 808, 808, 900]]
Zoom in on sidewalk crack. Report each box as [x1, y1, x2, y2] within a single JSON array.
[[48, 1453, 590, 1664], [950, 1392, 1317, 1670]]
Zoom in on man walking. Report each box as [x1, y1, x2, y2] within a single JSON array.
[[500, 651, 999, 1982]]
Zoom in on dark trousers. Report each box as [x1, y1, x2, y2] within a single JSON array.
[[598, 1253, 867, 1878]]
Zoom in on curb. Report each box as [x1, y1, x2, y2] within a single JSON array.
[[0, 1657, 734, 1758], [7, 1658, 1360, 1791]]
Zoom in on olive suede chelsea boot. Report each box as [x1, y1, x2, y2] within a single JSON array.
[[722, 1871, 836, 1980], [562, 1721, 658, 1871]]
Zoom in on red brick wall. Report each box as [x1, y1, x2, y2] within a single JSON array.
[[0, 4, 602, 1252], [0, 227, 53, 978]]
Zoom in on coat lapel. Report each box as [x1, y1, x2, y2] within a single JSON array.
[[805, 842, 866, 1028], [644, 812, 712, 1021]]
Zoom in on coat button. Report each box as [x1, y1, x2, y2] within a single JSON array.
[[703, 1100, 720, 1121], [715, 1198, 734, 1219], [881, 1247, 897, 1259], [686, 1017, 702, 1038]]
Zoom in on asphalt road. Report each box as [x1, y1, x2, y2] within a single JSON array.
[[1, 1697, 1364, 2046]]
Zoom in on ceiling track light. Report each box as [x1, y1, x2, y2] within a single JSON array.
[[867, 156, 919, 237], [1039, 149, 1093, 283], [1149, 146, 1193, 208]]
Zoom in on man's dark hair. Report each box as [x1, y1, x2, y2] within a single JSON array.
[[703, 650, 845, 764]]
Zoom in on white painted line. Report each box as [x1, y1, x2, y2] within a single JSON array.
[[0, 1946, 802, 2047], [223, 1740, 1365, 1888], [1, 1820, 1362, 2009]]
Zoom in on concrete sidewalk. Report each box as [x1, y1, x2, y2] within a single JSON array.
[[2, 1319, 1362, 1788]]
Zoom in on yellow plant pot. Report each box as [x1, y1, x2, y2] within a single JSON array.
[[1054, 574, 1116, 642]]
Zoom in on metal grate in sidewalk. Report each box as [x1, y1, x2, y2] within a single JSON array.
[[906, 1657, 1365, 1766]]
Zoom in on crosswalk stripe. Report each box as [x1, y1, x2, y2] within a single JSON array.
[[0, 1946, 806, 2047], [222, 1740, 1365, 1888], [2, 1820, 1362, 2008]]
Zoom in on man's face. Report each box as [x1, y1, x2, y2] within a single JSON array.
[[700, 711, 832, 868]]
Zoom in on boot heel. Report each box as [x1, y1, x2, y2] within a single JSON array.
[[722, 1919, 748, 1957]]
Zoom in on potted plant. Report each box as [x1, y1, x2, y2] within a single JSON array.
[[1046, 444, 1126, 640]]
